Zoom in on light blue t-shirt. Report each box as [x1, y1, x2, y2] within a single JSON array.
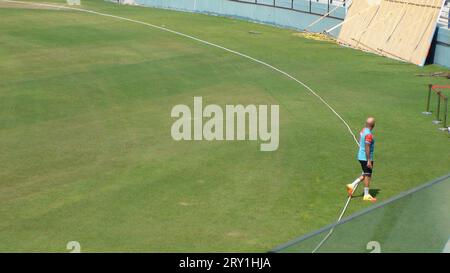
[[358, 127, 375, 161]]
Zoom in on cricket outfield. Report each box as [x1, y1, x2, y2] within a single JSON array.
[[1, 0, 449, 252]]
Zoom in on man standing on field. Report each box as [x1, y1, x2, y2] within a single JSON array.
[[346, 117, 377, 202]]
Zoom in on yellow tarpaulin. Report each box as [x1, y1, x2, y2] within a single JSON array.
[[338, 0, 445, 66]]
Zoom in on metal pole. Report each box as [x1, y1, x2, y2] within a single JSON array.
[[437, 93, 441, 121], [423, 84, 432, 115], [433, 92, 442, 124], [444, 98, 448, 129], [427, 84, 432, 112], [438, 97, 449, 131], [291, 0, 294, 9], [328, 0, 330, 13], [309, 0, 312, 13]]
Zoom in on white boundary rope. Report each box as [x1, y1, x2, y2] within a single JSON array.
[[312, 183, 359, 253], [3, 0, 361, 251]]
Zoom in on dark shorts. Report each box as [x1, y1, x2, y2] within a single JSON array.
[[359, 160, 374, 176]]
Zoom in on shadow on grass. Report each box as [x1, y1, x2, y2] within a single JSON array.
[[354, 188, 381, 198]]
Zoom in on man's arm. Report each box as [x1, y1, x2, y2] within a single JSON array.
[[365, 143, 372, 169], [364, 134, 373, 169]]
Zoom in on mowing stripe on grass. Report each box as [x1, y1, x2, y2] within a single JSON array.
[[2, 0, 359, 147], [3, 0, 361, 251]]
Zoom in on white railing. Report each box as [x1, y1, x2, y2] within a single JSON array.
[[313, 0, 346, 7], [438, 0, 450, 28]]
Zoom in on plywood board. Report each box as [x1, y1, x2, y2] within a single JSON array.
[[338, 0, 445, 65]]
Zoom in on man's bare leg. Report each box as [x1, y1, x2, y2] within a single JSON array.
[[363, 175, 371, 195], [364, 175, 370, 186], [363, 175, 377, 202]]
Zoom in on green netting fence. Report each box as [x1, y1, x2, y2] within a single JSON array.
[[271, 174, 450, 253]]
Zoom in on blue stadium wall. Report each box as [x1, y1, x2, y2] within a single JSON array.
[[429, 27, 450, 68], [135, 0, 449, 68], [135, 0, 345, 36]]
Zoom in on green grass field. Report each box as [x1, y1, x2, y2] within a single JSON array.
[[1, 0, 449, 252]]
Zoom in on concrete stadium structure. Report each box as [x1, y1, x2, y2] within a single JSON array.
[[134, 0, 450, 68]]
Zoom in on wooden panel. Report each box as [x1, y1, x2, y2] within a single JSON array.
[[338, 0, 445, 65]]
